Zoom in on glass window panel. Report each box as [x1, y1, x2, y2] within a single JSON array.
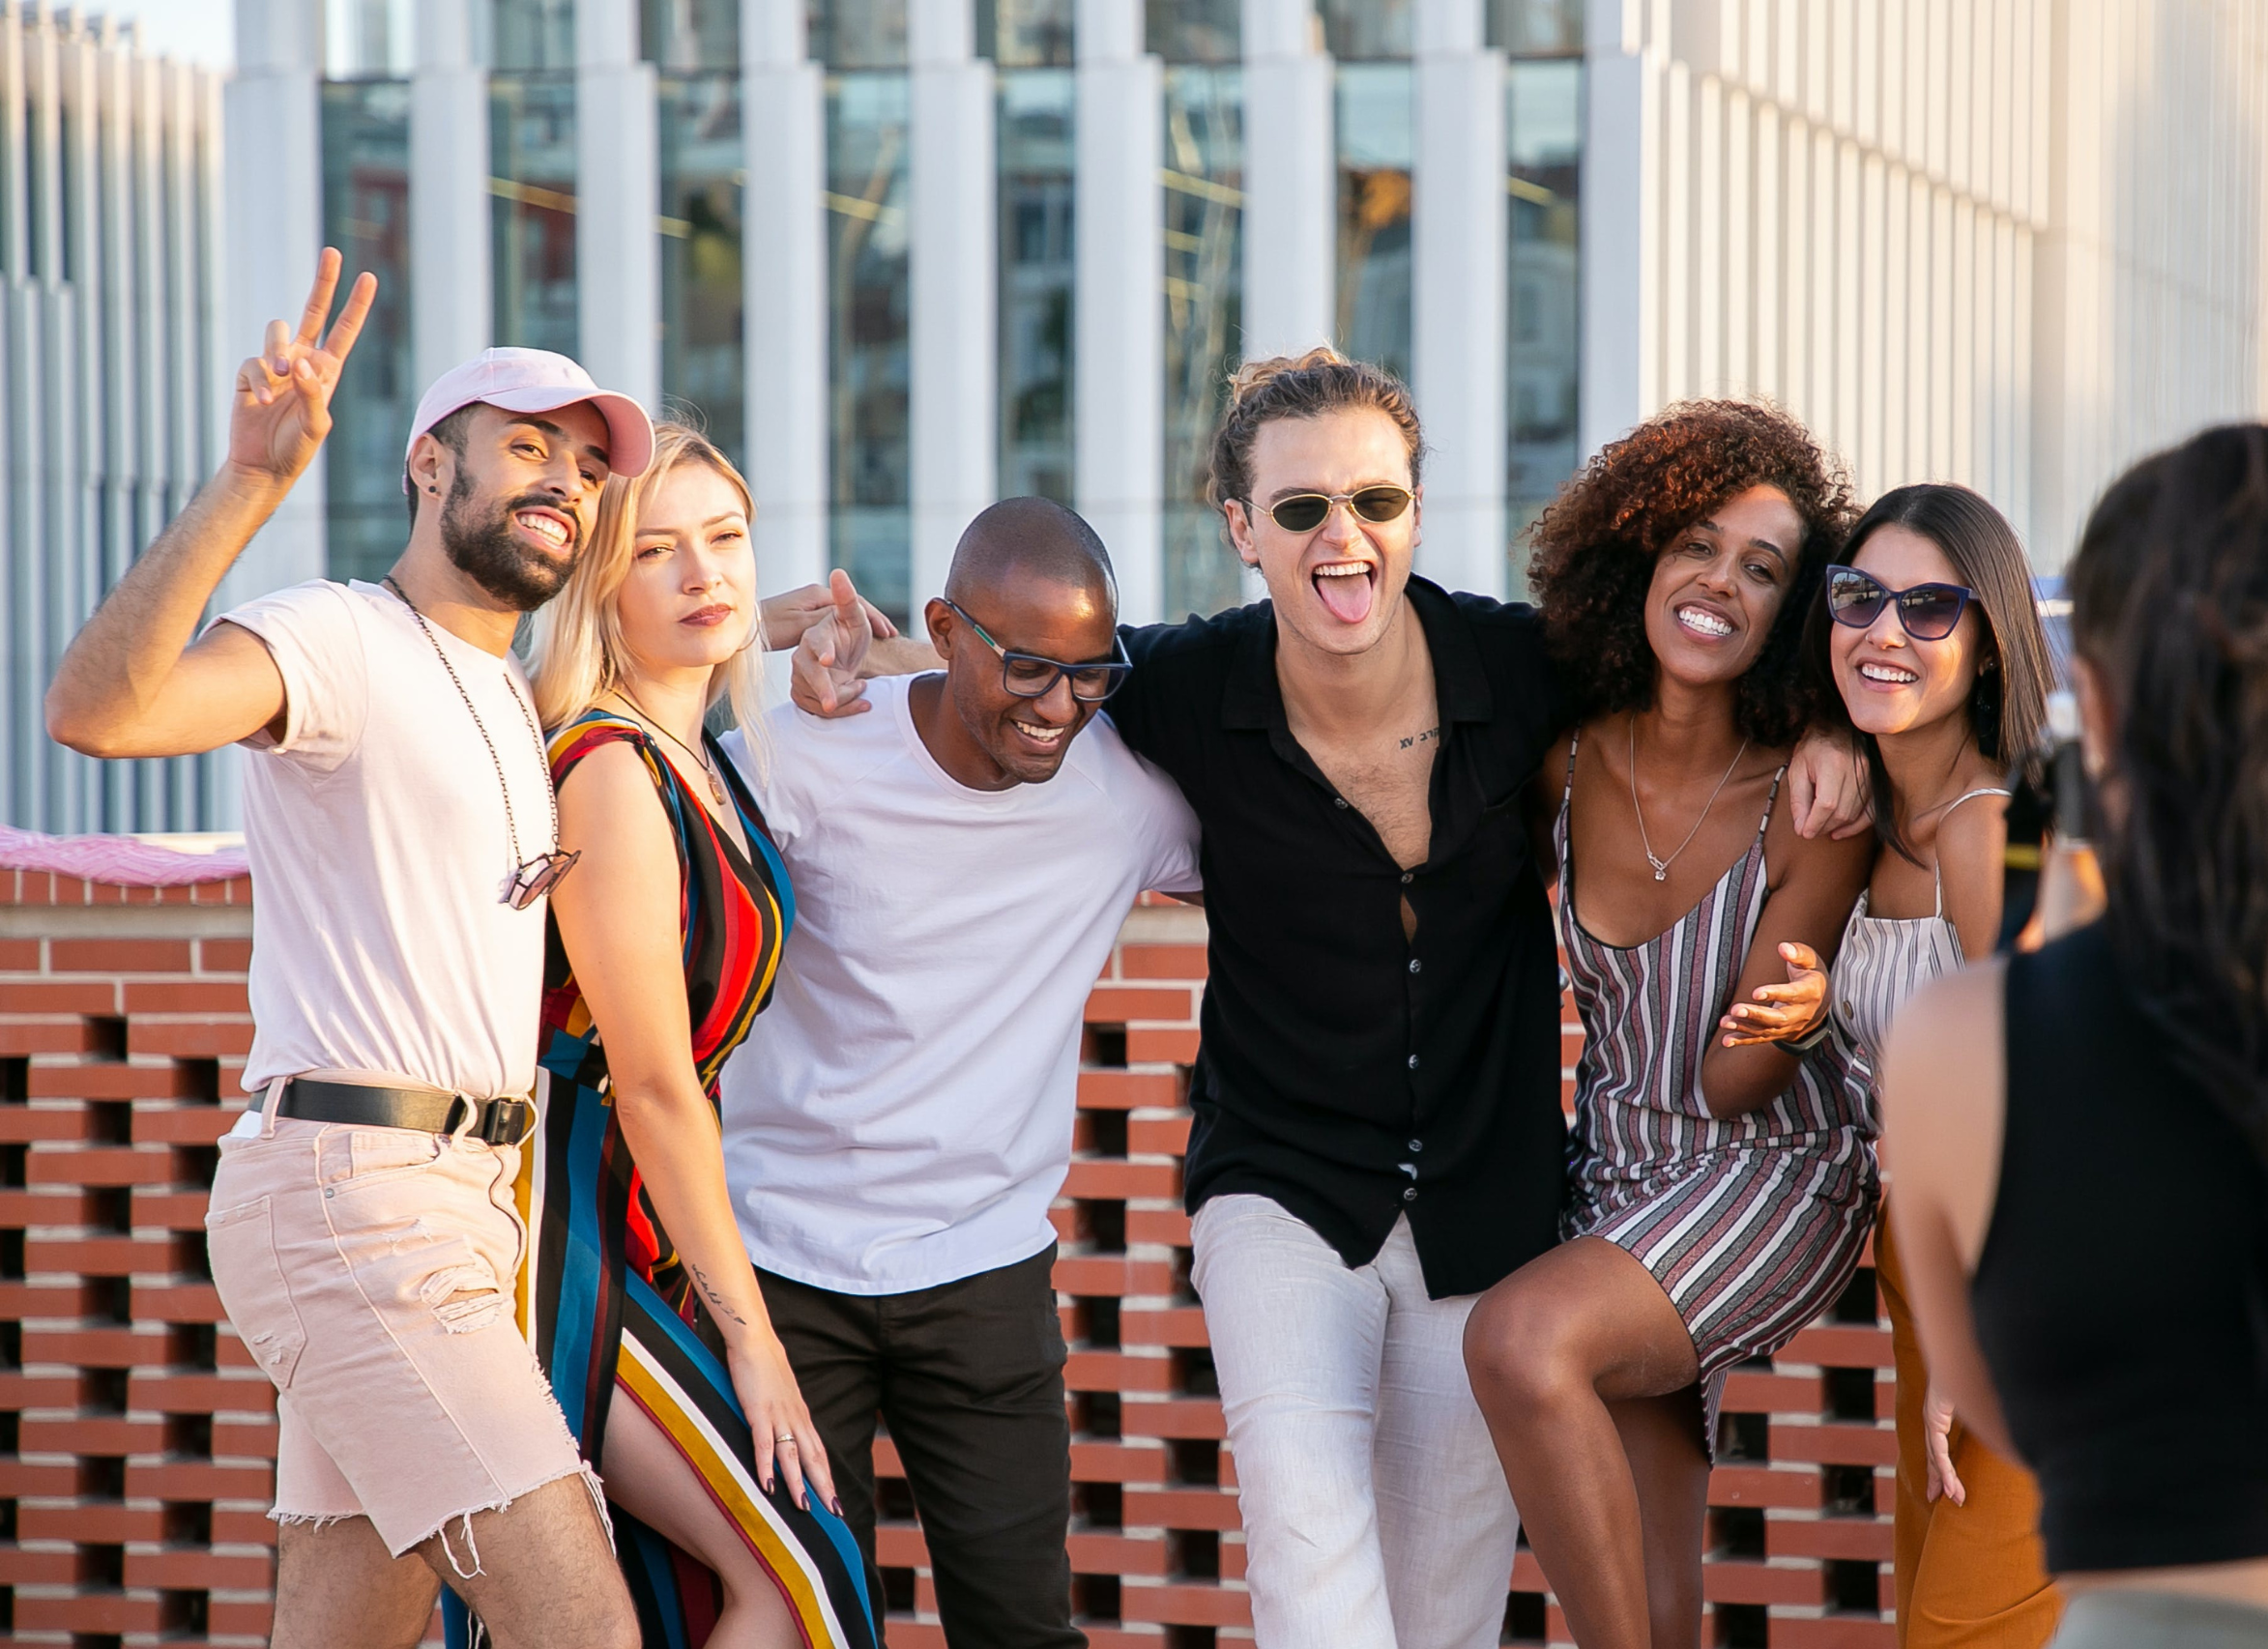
[[810, 0, 908, 70], [492, 0, 577, 72], [997, 69, 1075, 505], [642, 0, 739, 69], [1487, 0, 1583, 57], [1506, 57, 1581, 577], [1147, 0, 1240, 65], [980, 0, 1074, 68], [1334, 63, 1411, 383], [1319, 0, 1410, 60], [325, 0, 413, 77], [320, 78, 415, 584], [827, 71, 913, 623], [658, 72, 744, 462], [1161, 65, 1244, 618], [490, 73, 579, 358]]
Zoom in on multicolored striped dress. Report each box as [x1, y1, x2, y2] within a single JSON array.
[[1555, 733, 1877, 1449], [448, 709, 876, 1649]]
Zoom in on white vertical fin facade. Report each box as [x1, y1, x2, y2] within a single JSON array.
[[1585, 0, 2268, 567], [3, 4, 226, 832]]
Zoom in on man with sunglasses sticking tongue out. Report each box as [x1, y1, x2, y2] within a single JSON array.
[[713, 497, 1198, 1649], [44, 253, 657, 1645]]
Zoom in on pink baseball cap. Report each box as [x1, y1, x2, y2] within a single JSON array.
[[401, 347, 654, 492]]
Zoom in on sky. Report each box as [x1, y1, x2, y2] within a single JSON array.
[[102, 0, 235, 70]]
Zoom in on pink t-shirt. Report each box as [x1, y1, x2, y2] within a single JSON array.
[[221, 580, 552, 1101]]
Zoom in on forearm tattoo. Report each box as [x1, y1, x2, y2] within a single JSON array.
[[689, 1261, 749, 1328]]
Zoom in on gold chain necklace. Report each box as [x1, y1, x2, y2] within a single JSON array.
[[609, 690, 730, 808], [1628, 718, 1750, 882]]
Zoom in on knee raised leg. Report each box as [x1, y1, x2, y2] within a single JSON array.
[[1462, 1280, 1587, 1418]]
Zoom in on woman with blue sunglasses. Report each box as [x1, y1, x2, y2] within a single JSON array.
[[1733, 482, 2059, 1649]]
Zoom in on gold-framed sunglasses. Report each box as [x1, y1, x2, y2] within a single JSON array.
[[1249, 485, 1414, 535]]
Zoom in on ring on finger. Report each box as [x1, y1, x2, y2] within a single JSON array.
[[775, 1432, 799, 1446]]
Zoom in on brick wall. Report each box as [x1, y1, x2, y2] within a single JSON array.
[[0, 877, 1896, 1648]]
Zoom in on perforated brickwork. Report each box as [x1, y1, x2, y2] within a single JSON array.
[[0, 877, 1897, 1647]]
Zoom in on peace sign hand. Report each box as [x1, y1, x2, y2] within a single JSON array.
[[227, 246, 377, 489]]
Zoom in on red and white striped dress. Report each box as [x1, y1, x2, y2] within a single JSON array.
[[1555, 735, 1878, 1448]]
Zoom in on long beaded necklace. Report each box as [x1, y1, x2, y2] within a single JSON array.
[[1628, 717, 1751, 883], [608, 688, 731, 808], [384, 577, 577, 909]]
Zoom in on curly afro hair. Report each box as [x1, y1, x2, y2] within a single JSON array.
[[1527, 399, 1855, 747]]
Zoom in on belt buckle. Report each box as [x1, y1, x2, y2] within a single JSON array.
[[477, 1097, 534, 1146]]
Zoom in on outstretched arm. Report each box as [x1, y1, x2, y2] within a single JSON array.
[[550, 741, 837, 1513], [1879, 964, 2016, 1457], [45, 250, 375, 759], [786, 569, 942, 717]]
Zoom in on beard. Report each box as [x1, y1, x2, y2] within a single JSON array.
[[440, 473, 580, 610]]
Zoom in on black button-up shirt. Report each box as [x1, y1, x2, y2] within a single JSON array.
[[1108, 577, 1572, 1298]]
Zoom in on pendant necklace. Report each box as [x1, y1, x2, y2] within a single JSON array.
[[612, 690, 731, 808], [383, 577, 577, 909], [1628, 718, 1750, 882]]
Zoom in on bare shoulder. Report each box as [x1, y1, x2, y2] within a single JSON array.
[[1765, 769, 1875, 885], [1934, 790, 2010, 953], [1934, 787, 2010, 857], [553, 738, 672, 847]]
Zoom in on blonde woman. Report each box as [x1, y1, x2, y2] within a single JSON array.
[[445, 424, 877, 1648]]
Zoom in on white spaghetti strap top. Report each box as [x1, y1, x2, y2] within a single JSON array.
[[1830, 787, 2010, 1069]]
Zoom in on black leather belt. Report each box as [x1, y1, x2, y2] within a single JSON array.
[[253, 1078, 535, 1145]]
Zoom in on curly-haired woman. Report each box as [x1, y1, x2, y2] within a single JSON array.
[[1463, 400, 1877, 1649]]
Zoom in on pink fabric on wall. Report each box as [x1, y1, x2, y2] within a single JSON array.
[[0, 825, 248, 885]]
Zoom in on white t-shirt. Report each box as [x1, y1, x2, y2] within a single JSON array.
[[222, 579, 553, 1109], [718, 674, 1202, 1294]]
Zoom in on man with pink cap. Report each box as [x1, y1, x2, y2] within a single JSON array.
[[48, 252, 654, 1647]]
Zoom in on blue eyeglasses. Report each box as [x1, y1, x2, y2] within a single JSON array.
[[939, 597, 1134, 703]]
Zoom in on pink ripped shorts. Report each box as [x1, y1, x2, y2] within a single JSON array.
[[204, 1110, 590, 1557]]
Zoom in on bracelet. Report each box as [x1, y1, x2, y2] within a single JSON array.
[[1783, 1011, 1837, 1055]]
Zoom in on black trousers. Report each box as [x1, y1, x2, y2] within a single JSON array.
[[757, 1244, 1080, 1649]]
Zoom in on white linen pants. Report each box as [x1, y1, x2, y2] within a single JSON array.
[[1190, 1194, 1522, 1649]]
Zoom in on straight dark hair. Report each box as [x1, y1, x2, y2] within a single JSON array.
[[1804, 483, 2051, 861], [2068, 423, 2268, 1162]]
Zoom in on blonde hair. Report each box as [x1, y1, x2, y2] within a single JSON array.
[[528, 421, 769, 775]]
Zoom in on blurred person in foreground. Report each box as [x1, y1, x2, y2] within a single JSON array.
[[1884, 423, 2268, 1649]]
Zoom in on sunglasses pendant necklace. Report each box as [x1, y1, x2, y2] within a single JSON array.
[[610, 690, 731, 808], [1629, 719, 1750, 882], [384, 577, 578, 909]]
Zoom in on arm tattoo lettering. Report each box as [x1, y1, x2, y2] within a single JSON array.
[[689, 1261, 749, 1327]]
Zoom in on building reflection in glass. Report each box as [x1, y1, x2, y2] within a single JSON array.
[[1160, 61, 1244, 620], [1319, 0, 1411, 61], [658, 72, 746, 464], [1506, 55, 1581, 578], [320, 77, 413, 584], [1334, 61, 1412, 385], [490, 1, 578, 362], [826, 69, 913, 624], [997, 67, 1076, 505]]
